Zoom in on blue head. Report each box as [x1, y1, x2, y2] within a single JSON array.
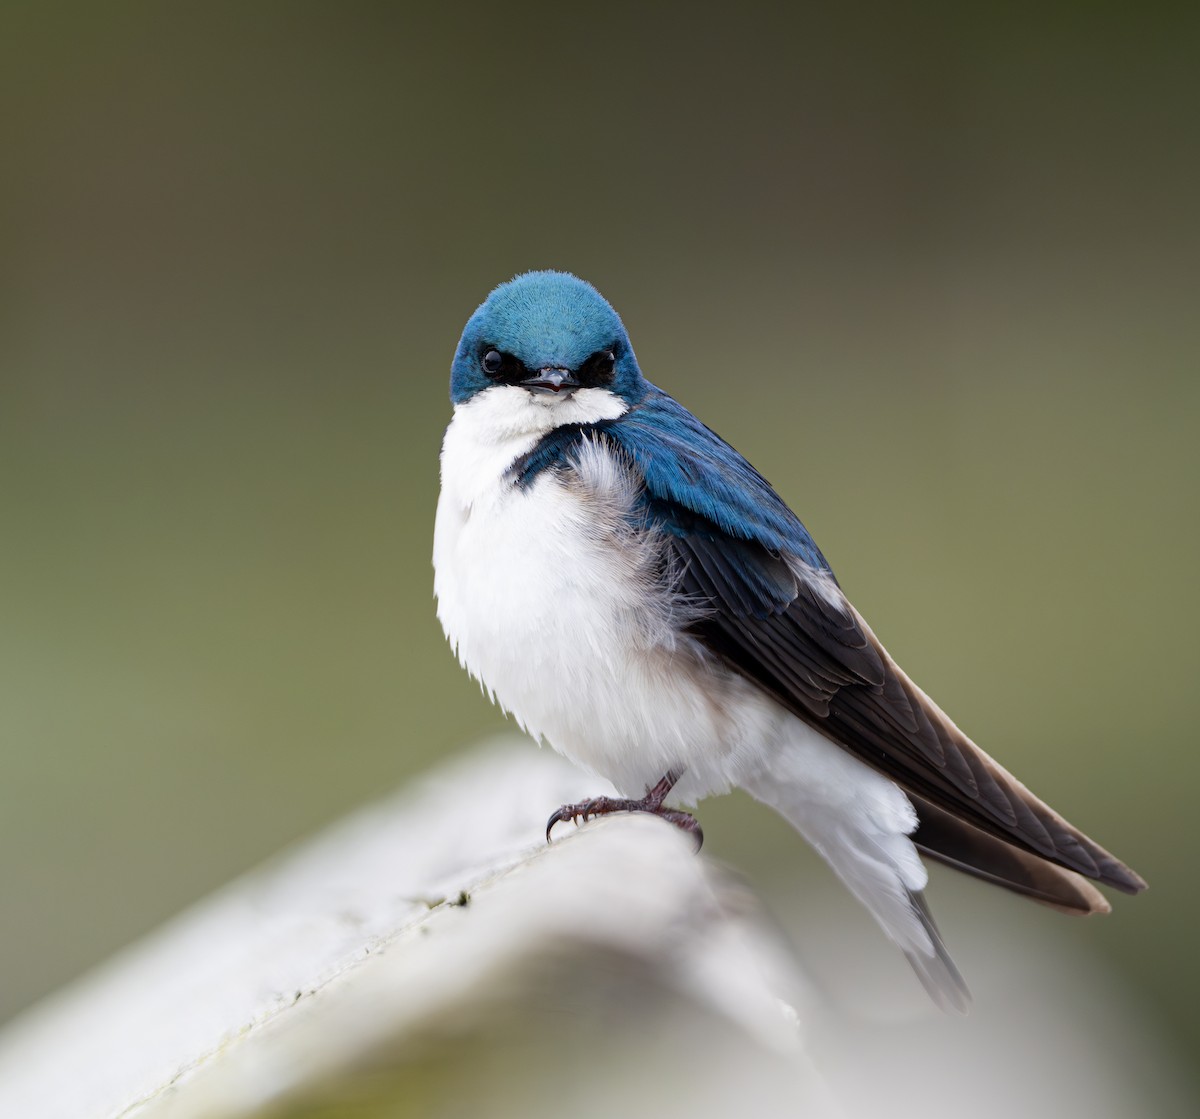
[[450, 271, 647, 407]]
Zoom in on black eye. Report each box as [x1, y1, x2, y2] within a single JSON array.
[[581, 349, 616, 383], [481, 349, 504, 375]]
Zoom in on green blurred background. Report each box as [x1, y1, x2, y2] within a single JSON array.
[[1, 0, 1196, 1094]]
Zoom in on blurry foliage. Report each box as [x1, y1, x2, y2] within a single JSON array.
[[0, 0, 1196, 1097]]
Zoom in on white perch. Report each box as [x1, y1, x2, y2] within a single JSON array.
[[0, 739, 1186, 1118]]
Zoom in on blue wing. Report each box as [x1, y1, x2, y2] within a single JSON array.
[[511, 386, 832, 580], [605, 388, 895, 710], [606, 387, 834, 575], [513, 385, 1144, 898]]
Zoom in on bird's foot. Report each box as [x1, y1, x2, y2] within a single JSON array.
[[545, 771, 703, 850]]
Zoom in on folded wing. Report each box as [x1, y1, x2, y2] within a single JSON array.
[[604, 390, 1146, 902]]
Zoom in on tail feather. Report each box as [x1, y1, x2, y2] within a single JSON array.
[[906, 889, 970, 1014], [826, 828, 972, 1014], [740, 713, 1135, 1012], [740, 739, 972, 1012], [912, 795, 1111, 915]]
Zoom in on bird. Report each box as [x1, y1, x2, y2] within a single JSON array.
[[432, 270, 1146, 1010]]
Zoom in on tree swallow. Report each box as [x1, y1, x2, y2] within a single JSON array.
[[433, 270, 1146, 1009]]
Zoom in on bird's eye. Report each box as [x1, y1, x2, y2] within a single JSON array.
[[581, 349, 616, 383], [481, 349, 505, 376]]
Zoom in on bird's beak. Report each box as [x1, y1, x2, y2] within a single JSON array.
[[521, 367, 581, 395]]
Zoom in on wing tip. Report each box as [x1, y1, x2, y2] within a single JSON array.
[[1101, 863, 1149, 895], [911, 795, 1146, 915]]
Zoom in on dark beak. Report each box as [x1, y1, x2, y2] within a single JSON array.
[[521, 367, 581, 395]]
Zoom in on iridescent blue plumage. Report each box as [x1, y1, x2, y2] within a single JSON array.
[[506, 384, 832, 583], [601, 387, 833, 574], [451, 270, 645, 405]]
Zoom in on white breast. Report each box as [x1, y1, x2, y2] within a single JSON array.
[[432, 386, 788, 801], [431, 386, 944, 981]]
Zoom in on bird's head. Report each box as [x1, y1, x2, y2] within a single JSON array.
[[449, 272, 647, 415]]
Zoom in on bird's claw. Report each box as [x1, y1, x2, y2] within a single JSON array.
[[544, 793, 704, 850], [545, 797, 616, 842]]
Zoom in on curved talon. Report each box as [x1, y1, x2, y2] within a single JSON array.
[[662, 811, 705, 852], [545, 805, 574, 842], [546, 798, 607, 841]]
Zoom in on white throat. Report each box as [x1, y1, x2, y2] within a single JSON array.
[[439, 385, 630, 507]]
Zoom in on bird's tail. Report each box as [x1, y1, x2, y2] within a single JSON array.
[[741, 734, 971, 1012], [910, 794, 1111, 915]]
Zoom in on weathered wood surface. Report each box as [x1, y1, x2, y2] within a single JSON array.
[[0, 738, 1186, 1118], [0, 741, 824, 1118]]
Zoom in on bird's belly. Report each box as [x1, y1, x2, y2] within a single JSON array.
[[433, 474, 782, 800]]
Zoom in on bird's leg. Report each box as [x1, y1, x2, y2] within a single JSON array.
[[545, 769, 704, 849]]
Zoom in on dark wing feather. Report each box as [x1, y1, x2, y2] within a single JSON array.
[[604, 388, 1146, 898], [910, 795, 1111, 915], [670, 527, 1144, 894]]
